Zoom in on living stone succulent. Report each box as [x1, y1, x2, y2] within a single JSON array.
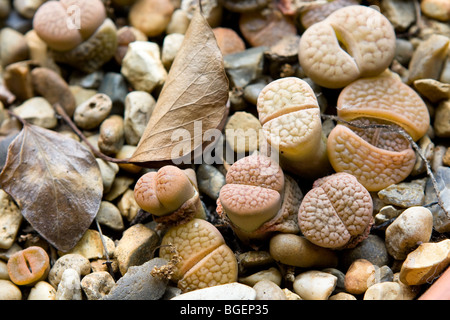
[[134, 165, 205, 226], [327, 71, 430, 191], [298, 172, 373, 250], [217, 154, 302, 242], [298, 5, 396, 88], [159, 218, 238, 293], [7, 246, 50, 286]]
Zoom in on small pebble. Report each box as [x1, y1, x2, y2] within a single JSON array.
[[56, 268, 82, 300], [123, 91, 155, 146], [61, 229, 115, 260], [129, 0, 174, 37], [161, 33, 185, 69], [399, 239, 450, 286], [239, 267, 282, 287], [363, 282, 402, 300], [117, 188, 141, 222], [425, 166, 450, 233], [80, 271, 115, 300], [344, 259, 377, 295], [322, 268, 346, 291], [69, 85, 98, 107], [96, 201, 125, 231], [103, 258, 169, 300], [114, 223, 160, 276], [293, 270, 337, 300], [380, 0, 416, 32], [329, 292, 357, 300], [283, 288, 302, 300], [115, 145, 142, 174], [394, 38, 414, 67], [224, 46, 267, 88], [385, 206, 433, 260], [166, 9, 190, 35], [421, 0, 450, 22], [96, 158, 119, 194], [98, 115, 125, 156], [0, 27, 29, 68], [48, 253, 91, 288], [0, 189, 22, 250], [414, 78, 450, 103], [27, 281, 56, 300], [434, 100, 450, 137], [393, 272, 420, 300], [104, 175, 134, 202], [243, 81, 267, 105], [13, 97, 57, 129], [121, 41, 168, 94], [377, 180, 426, 208], [374, 205, 403, 226], [171, 282, 256, 300], [98, 72, 129, 115], [196, 163, 226, 200], [0, 279, 22, 300], [253, 280, 286, 300], [0, 260, 8, 279], [13, 0, 46, 19], [212, 27, 246, 56], [73, 93, 112, 131]]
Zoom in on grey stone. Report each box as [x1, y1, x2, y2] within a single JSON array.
[[70, 70, 104, 90], [197, 164, 226, 200], [394, 38, 414, 67], [425, 166, 450, 233], [103, 258, 168, 300], [339, 235, 390, 270], [377, 180, 426, 208], [98, 72, 129, 115], [380, 0, 416, 32], [224, 46, 268, 88]]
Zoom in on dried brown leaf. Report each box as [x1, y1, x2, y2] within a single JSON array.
[[130, 10, 229, 165], [0, 124, 103, 252]]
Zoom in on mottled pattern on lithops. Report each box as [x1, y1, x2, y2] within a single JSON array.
[[327, 121, 416, 191], [134, 166, 202, 225], [337, 73, 430, 141], [7, 246, 50, 286], [159, 219, 238, 292], [225, 153, 284, 193], [256, 77, 328, 176], [298, 172, 373, 249], [33, 0, 106, 51], [299, 5, 396, 88]]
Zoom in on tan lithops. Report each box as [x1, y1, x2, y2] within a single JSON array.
[[134, 166, 205, 226], [297, 172, 373, 250], [159, 218, 238, 292], [217, 154, 302, 242], [299, 5, 396, 88], [33, 0, 106, 51], [327, 72, 430, 191], [257, 77, 331, 178]]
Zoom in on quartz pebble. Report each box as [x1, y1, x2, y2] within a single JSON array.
[[48, 254, 91, 288], [73, 93, 112, 130], [13, 0, 46, 19], [0, 279, 22, 300], [293, 270, 337, 300], [98, 115, 125, 156], [239, 267, 282, 287], [124, 91, 155, 146], [13, 97, 57, 129], [56, 268, 82, 300], [129, 0, 174, 37], [117, 188, 141, 222], [114, 223, 160, 276], [171, 282, 256, 300], [121, 41, 168, 94], [0, 189, 22, 250], [27, 281, 56, 300], [166, 9, 190, 34], [196, 164, 226, 200], [96, 201, 125, 231], [329, 292, 357, 300], [103, 258, 168, 300], [363, 282, 402, 300], [385, 206, 433, 260], [399, 239, 450, 285], [81, 271, 115, 300], [161, 33, 184, 69], [421, 0, 450, 22], [344, 259, 377, 295], [253, 280, 286, 300]]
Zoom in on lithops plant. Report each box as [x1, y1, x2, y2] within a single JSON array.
[[217, 154, 303, 242], [7, 246, 50, 286], [298, 5, 396, 88], [33, 0, 117, 73], [327, 71, 430, 191], [257, 77, 331, 179], [134, 165, 205, 226], [298, 172, 373, 250], [159, 218, 238, 293]]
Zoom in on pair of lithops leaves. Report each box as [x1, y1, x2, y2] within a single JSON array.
[[217, 154, 374, 250], [32, 0, 117, 72], [257, 71, 429, 192]]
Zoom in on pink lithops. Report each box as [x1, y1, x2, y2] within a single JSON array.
[[327, 72, 430, 191], [159, 218, 238, 292], [134, 166, 205, 226], [217, 154, 303, 242], [298, 5, 396, 88], [257, 77, 331, 178], [298, 172, 373, 250]]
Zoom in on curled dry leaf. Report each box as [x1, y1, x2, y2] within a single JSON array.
[[129, 10, 229, 166], [0, 124, 103, 252]]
